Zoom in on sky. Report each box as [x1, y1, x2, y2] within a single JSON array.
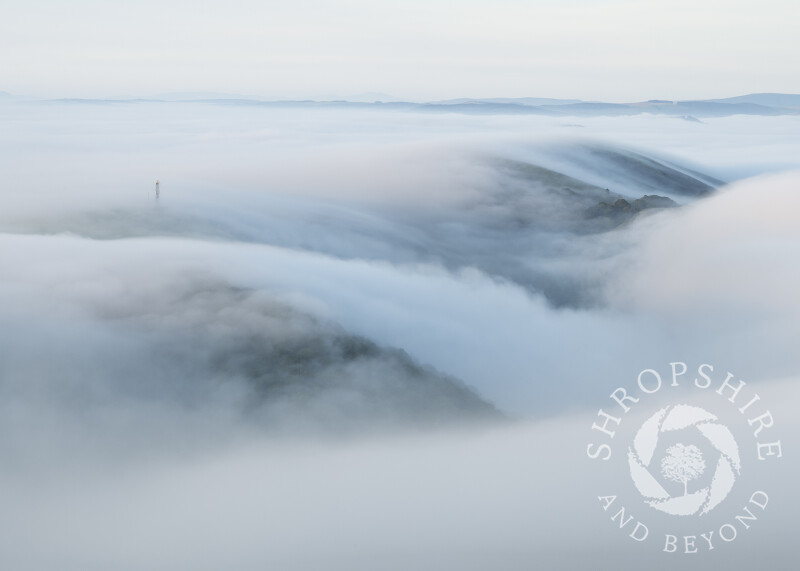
[[2, 0, 799, 101]]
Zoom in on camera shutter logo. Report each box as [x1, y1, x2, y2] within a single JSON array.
[[628, 404, 741, 516]]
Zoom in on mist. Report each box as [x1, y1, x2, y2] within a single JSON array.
[[0, 99, 798, 569]]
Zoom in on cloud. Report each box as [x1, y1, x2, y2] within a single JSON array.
[[0, 101, 799, 569], [607, 171, 800, 381]]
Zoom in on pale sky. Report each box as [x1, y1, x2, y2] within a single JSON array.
[[1, 0, 798, 101]]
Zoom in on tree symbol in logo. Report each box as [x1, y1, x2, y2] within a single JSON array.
[[628, 404, 740, 516], [660, 443, 706, 497]]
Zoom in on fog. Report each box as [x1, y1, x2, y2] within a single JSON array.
[[0, 100, 798, 569]]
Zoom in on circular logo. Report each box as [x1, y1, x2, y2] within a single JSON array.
[[627, 404, 741, 516]]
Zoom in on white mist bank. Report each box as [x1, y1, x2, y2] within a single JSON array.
[[1, 101, 799, 216], [0, 103, 797, 418], [0, 373, 796, 571], [3, 173, 798, 415], [0, 102, 798, 569]]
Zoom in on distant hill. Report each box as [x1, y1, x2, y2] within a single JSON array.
[[148, 91, 253, 101], [31, 92, 800, 117], [539, 99, 794, 118], [708, 93, 800, 108], [434, 97, 582, 106], [417, 102, 555, 115], [540, 102, 633, 116]]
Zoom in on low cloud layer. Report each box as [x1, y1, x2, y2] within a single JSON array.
[[0, 101, 798, 569]]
